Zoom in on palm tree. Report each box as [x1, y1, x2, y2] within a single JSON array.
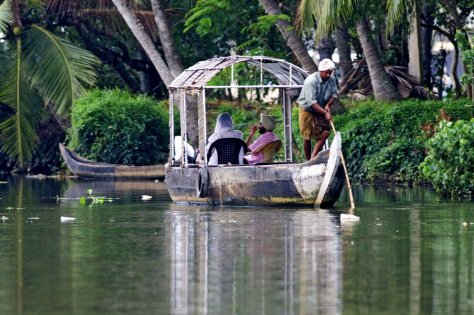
[[0, 0, 98, 170], [110, 0, 174, 86], [298, 0, 401, 101], [258, 0, 318, 72], [110, 0, 204, 145]]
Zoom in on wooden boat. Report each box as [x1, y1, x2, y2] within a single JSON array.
[[164, 56, 346, 207], [59, 143, 165, 179]]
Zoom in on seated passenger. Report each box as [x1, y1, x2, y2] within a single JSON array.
[[206, 113, 244, 166], [244, 114, 279, 165]]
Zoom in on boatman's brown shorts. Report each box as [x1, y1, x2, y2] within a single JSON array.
[[299, 107, 330, 141]]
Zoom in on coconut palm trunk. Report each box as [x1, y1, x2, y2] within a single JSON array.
[[150, 0, 184, 77], [258, 0, 317, 73], [111, 0, 173, 86], [335, 22, 353, 81], [112, 0, 200, 145], [421, 0, 434, 89], [356, 19, 400, 101]]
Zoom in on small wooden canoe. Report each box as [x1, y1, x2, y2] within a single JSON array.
[[59, 143, 165, 179]]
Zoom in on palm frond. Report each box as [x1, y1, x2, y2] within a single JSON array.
[[339, 59, 432, 99], [295, 0, 318, 31], [23, 25, 99, 117], [386, 0, 404, 34], [45, 0, 146, 16], [386, 0, 417, 35], [0, 0, 12, 34], [314, 0, 365, 41], [314, 0, 342, 41], [0, 39, 44, 168]]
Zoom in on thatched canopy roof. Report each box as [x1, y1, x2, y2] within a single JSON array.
[[169, 55, 308, 96]]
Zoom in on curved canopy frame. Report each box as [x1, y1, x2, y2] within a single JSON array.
[[169, 55, 308, 93], [168, 55, 310, 167]]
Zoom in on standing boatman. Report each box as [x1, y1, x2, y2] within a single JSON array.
[[297, 58, 338, 160]]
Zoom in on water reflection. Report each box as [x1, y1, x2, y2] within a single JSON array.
[[167, 206, 342, 315], [1, 179, 474, 314]]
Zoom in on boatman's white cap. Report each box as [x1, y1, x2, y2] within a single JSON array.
[[318, 58, 336, 71]]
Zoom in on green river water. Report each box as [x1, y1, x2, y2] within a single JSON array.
[[0, 177, 473, 315]]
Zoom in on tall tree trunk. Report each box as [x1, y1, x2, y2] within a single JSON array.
[[258, 0, 317, 73], [317, 36, 334, 61], [408, 3, 422, 82], [150, 0, 184, 77], [451, 44, 462, 98], [149, 0, 198, 144], [112, 0, 199, 145], [421, 0, 434, 89], [111, 0, 173, 86], [356, 19, 400, 101], [442, 0, 464, 97], [335, 22, 353, 81]]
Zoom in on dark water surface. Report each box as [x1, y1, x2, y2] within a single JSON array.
[[0, 177, 473, 315]]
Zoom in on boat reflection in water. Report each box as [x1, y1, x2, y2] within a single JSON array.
[[166, 205, 342, 315]]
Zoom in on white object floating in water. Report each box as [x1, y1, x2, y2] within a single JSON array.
[[141, 195, 152, 200], [61, 216, 76, 223], [1, 216, 8, 221], [27, 217, 40, 220], [341, 213, 360, 222]]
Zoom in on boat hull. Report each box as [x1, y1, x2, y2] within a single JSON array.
[[59, 143, 165, 179], [165, 149, 345, 208]]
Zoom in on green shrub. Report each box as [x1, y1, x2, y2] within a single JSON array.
[[420, 119, 474, 194], [333, 98, 473, 183], [68, 89, 169, 165]]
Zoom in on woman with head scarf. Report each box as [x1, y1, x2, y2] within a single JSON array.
[[205, 113, 244, 165]]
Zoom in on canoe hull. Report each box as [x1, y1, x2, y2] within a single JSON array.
[[59, 143, 165, 179]]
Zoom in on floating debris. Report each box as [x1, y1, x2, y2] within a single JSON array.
[[1, 216, 8, 221], [61, 216, 76, 223], [141, 195, 152, 200], [27, 217, 40, 220], [341, 213, 360, 222]]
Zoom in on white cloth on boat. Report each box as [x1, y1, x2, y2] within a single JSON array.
[[206, 113, 244, 166], [174, 136, 195, 162]]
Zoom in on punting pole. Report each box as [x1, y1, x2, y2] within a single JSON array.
[[329, 120, 359, 222]]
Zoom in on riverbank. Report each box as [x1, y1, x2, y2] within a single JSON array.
[[1, 97, 473, 194]]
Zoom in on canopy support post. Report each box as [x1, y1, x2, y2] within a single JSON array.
[[180, 89, 188, 167], [169, 91, 175, 164], [198, 89, 208, 166]]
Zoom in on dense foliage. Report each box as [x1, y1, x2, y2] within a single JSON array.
[[67, 89, 169, 165], [420, 119, 474, 194], [0, 105, 64, 174], [332, 99, 473, 183]]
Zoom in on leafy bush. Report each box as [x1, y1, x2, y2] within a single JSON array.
[[333, 98, 473, 183], [420, 119, 474, 194], [67, 89, 169, 165]]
